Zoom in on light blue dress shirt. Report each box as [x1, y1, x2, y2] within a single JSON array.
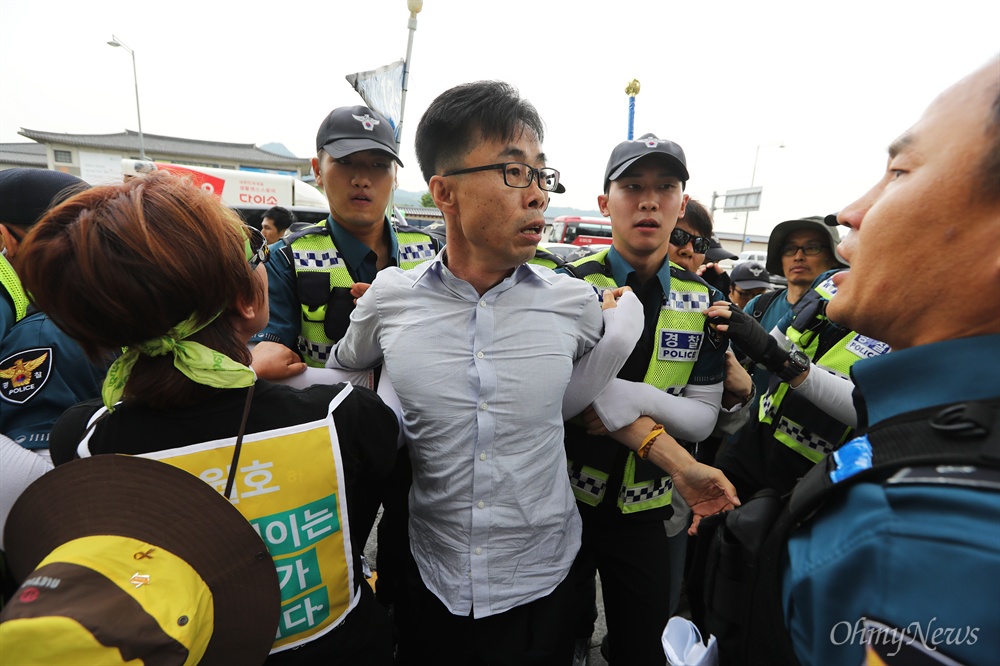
[[331, 251, 603, 618]]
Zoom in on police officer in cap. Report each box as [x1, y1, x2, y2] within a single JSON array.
[[250, 105, 441, 369], [0, 168, 105, 457], [248, 106, 441, 658]]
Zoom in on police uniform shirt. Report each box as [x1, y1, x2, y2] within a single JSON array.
[[0, 312, 106, 449], [252, 216, 400, 350], [783, 334, 1000, 666]]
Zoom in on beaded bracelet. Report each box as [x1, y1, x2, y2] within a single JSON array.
[[637, 423, 665, 460]]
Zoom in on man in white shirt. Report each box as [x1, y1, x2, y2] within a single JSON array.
[[329, 81, 614, 664], [316, 81, 737, 665]]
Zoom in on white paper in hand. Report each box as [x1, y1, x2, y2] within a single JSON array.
[[662, 616, 719, 666]]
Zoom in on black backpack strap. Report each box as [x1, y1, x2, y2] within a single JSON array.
[[751, 288, 784, 323]]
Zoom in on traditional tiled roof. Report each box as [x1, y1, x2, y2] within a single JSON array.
[[18, 129, 309, 167], [0, 142, 47, 167], [396, 205, 442, 219]]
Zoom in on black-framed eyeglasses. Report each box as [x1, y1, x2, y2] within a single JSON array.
[[781, 242, 826, 257], [441, 162, 561, 192], [245, 225, 270, 269], [669, 228, 711, 254]]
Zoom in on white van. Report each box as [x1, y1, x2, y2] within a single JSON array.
[[736, 250, 768, 265]]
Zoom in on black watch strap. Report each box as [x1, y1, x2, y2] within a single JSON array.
[[777, 350, 810, 382]]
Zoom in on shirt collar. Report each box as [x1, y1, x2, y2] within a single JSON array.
[[851, 333, 1000, 428], [606, 245, 673, 294], [412, 247, 554, 289], [328, 216, 398, 274]]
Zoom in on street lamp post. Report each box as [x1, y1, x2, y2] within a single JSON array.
[[397, 0, 424, 146], [739, 141, 784, 252], [107, 35, 146, 160]]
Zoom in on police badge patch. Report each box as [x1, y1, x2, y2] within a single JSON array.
[[846, 334, 891, 360], [658, 330, 703, 361], [0, 347, 53, 404]]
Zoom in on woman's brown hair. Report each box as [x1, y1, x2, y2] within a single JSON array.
[[17, 171, 265, 408]]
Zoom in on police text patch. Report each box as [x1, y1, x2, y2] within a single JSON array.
[[658, 330, 702, 362], [1, 347, 53, 404], [845, 334, 890, 360]]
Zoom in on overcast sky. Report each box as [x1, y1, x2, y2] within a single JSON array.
[[1, 0, 997, 235]]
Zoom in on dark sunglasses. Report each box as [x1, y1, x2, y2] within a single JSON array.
[[245, 225, 270, 268], [669, 228, 711, 254]]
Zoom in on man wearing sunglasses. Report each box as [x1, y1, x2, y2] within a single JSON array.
[[562, 134, 732, 665]]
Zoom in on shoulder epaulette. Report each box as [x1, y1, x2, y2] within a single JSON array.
[[564, 248, 612, 280], [284, 221, 329, 246]]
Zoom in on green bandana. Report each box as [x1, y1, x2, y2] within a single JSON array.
[[101, 310, 256, 410]]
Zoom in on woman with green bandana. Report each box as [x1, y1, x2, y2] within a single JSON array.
[[16, 171, 399, 665]]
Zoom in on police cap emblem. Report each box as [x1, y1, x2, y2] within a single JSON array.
[[352, 114, 380, 132]]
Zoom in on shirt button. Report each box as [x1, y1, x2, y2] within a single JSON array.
[[477, 500, 485, 509], [479, 452, 487, 461], [480, 402, 488, 411], [475, 547, 483, 555], [479, 300, 487, 307], [476, 351, 484, 359]]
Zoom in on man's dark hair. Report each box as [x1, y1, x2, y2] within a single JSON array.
[[679, 198, 713, 238], [262, 206, 296, 232], [415, 81, 545, 184]]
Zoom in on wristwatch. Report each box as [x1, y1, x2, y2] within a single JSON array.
[[777, 349, 810, 382]]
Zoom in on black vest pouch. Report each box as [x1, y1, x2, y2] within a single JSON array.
[[298, 272, 332, 322], [633, 455, 667, 483], [565, 423, 622, 472], [324, 287, 356, 341]]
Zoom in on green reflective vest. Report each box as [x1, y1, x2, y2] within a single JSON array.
[[0, 253, 28, 325], [527, 246, 566, 270], [760, 274, 891, 462], [289, 222, 438, 367], [565, 248, 712, 514]]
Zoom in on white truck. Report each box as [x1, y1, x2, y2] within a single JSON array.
[[121, 160, 330, 227]]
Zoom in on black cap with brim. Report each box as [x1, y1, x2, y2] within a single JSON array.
[[321, 138, 403, 165], [730, 261, 772, 289], [706, 236, 738, 263], [604, 133, 689, 189], [766, 216, 848, 276], [316, 105, 403, 166], [0, 168, 88, 227]]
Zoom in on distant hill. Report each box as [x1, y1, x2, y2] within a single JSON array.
[[392, 189, 426, 206], [394, 189, 601, 218], [259, 142, 297, 158]]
